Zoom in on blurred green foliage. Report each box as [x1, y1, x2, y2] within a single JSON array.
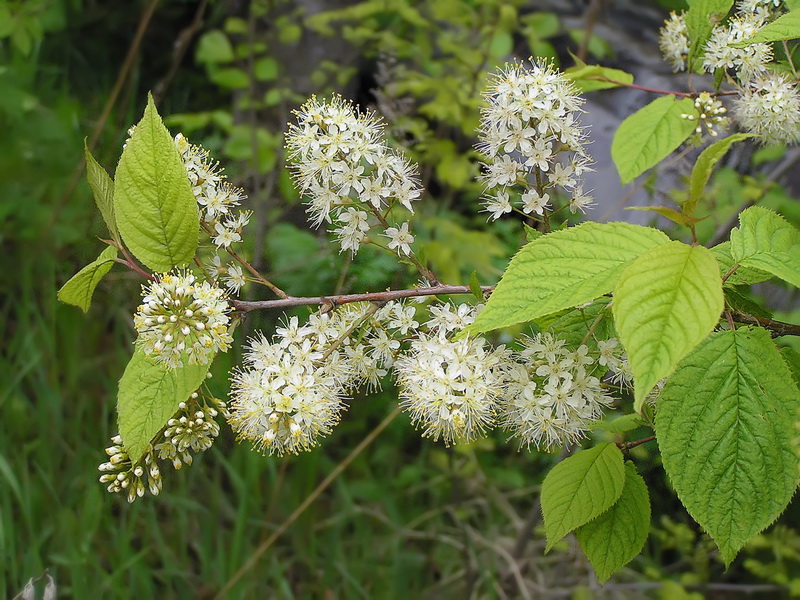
[[2, 0, 799, 597]]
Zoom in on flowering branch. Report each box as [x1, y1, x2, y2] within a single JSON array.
[[230, 284, 495, 312]]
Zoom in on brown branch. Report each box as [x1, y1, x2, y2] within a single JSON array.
[[230, 285, 495, 313], [731, 309, 800, 338], [618, 435, 656, 451]]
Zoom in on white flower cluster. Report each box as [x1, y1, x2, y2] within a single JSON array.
[[228, 302, 412, 455], [682, 92, 730, 138], [285, 95, 422, 255], [394, 303, 512, 446], [98, 388, 226, 502], [476, 61, 594, 220], [174, 133, 252, 249], [703, 12, 772, 83], [133, 270, 233, 369], [502, 333, 614, 451], [659, 12, 691, 72], [98, 435, 162, 503], [734, 74, 800, 145], [658, 2, 800, 146], [155, 392, 228, 469]]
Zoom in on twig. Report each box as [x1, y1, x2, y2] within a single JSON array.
[[230, 284, 495, 312], [731, 310, 800, 338], [213, 406, 402, 599], [618, 435, 656, 451], [577, 0, 606, 63]]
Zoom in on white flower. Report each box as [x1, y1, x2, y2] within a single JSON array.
[[426, 302, 482, 333], [229, 303, 396, 454], [702, 13, 772, 82], [394, 333, 509, 446], [385, 301, 419, 335], [212, 222, 242, 248], [286, 95, 425, 255], [734, 74, 800, 145], [383, 222, 415, 255], [223, 264, 246, 294], [476, 60, 592, 218], [521, 189, 550, 215], [483, 190, 513, 220], [659, 11, 690, 72], [568, 187, 595, 214], [133, 270, 232, 369], [500, 333, 613, 451]]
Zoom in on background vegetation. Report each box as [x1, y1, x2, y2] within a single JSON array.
[[2, 0, 800, 597]]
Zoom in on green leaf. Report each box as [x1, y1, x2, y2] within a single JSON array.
[[195, 30, 234, 64], [469, 222, 669, 334], [576, 462, 651, 583], [543, 298, 615, 351], [254, 57, 278, 81], [592, 414, 647, 434], [523, 223, 542, 242], [731, 10, 800, 47], [542, 443, 626, 552], [57, 246, 118, 313], [626, 206, 703, 227], [113, 94, 199, 273], [730, 206, 800, 288], [711, 241, 772, 285], [780, 346, 800, 389], [209, 67, 250, 89], [468, 271, 483, 301], [613, 241, 724, 411], [685, 0, 735, 70], [84, 141, 119, 242], [685, 133, 754, 218], [117, 347, 212, 464], [656, 327, 800, 565], [612, 95, 698, 184], [564, 58, 635, 92]]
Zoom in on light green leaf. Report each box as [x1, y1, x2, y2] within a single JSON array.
[[468, 271, 483, 301], [210, 67, 250, 89], [731, 10, 800, 46], [113, 94, 199, 273], [542, 443, 626, 552], [84, 141, 119, 242], [730, 206, 800, 288], [469, 222, 669, 334], [576, 462, 651, 583], [195, 30, 234, 64], [685, 133, 754, 218], [626, 205, 703, 227], [613, 241, 724, 411], [564, 58, 635, 92], [57, 246, 118, 313], [254, 57, 278, 81], [685, 0, 735, 70], [591, 414, 646, 434], [711, 241, 772, 285], [612, 95, 698, 184], [117, 347, 211, 464], [523, 223, 541, 242], [656, 327, 800, 565]]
